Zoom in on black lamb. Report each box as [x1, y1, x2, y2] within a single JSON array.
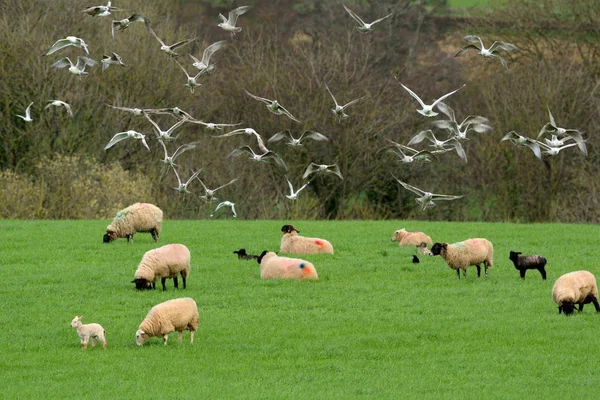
[[509, 250, 547, 280]]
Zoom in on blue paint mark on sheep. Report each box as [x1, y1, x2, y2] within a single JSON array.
[[299, 263, 305, 269]]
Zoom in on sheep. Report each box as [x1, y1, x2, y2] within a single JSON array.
[[429, 238, 494, 279], [132, 244, 190, 291], [279, 224, 334, 255], [416, 242, 432, 256], [391, 228, 433, 248], [135, 297, 199, 346], [257, 250, 318, 280], [233, 248, 259, 260], [509, 250, 547, 280], [552, 270, 600, 315], [70, 316, 106, 349], [103, 202, 163, 243]]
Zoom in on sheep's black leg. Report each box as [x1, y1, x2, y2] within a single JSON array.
[[151, 281, 156, 290], [161, 277, 167, 291], [591, 296, 600, 312], [456, 269, 460, 280], [520, 269, 526, 279], [476, 265, 481, 278], [173, 276, 179, 289], [485, 264, 489, 279], [151, 229, 159, 242], [538, 267, 547, 280], [463, 269, 467, 279], [578, 303, 584, 312], [181, 271, 187, 289], [127, 234, 133, 243]]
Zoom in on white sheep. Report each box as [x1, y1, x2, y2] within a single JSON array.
[[70, 316, 106, 349], [103, 202, 163, 243], [132, 243, 191, 291], [552, 270, 600, 315], [136, 297, 199, 346], [429, 238, 494, 279], [279, 224, 334, 254], [391, 228, 433, 247], [257, 251, 319, 280]]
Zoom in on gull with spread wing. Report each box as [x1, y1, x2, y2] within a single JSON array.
[[82, 1, 123, 17], [538, 107, 587, 155], [500, 131, 542, 160], [187, 119, 243, 131], [323, 81, 364, 120], [104, 130, 150, 151], [16, 102, 34, 123], [217, 5, 252, 35], [342, 4, 393, 33], [45, 100, 73, 118], [285, 178, 310, 200], [537, 141, 581, 157], [407, 130, 467, 162], [431, 102, 492, 140], [393, 176, 465, 211], [171, 166, 203, 194], [111, 13, 150, 40], [379, 140, 438, 164], [105, 104, 168, 116], [147, 26, 195, 57], [213, 128, 269, 153], [144, 112, 187, 141], [101, 52, 126, 71], [174, 59, 208, 93], [454, 35, 518, 70], [158, 140, 201, 167], [211, 201, 237, 218], [190, 40, 226, 72], [268, 130, 329, 147], [244, 90, 301, 123], [396, 79, 465, 117], [302, 163, 343, 180], [43, 36, 89, 56], [227, 146, 287, 170], [198, 178, 238, 202], [51, 56, 97, 77]]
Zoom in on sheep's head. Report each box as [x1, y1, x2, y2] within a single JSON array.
[[132, 278, 152, 290], [429, 242, 446, 256], [103, 230, 117, 243], [559, 302, 576, 316], [257, 250, 269, 264], [509, 251, 521, 261], [391, 229, 406, 242], [281, 224, 299, 234], [233, 248, 247, 257], [135, 329, 149, 346], [70, 316, 82, 328]]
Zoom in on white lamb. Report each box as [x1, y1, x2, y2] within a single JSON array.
[[70, 316, 106, 349]]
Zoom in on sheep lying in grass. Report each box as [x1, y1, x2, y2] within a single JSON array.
[[280, 224, 334, 254], [257, 251, 318, 280], [509, 251, 547, 280], [136, 297, 199, 346], [233, 248, 259, 260], [132, 244, 190, 291], [391, 229, 433, 248], [70, 316, 106, 349], [552, 270, 600, 315], [429, 238, 494, 279], [103, 202, 163, 243]]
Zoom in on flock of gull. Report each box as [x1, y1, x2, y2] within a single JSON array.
[[14, 1, 589, 216]]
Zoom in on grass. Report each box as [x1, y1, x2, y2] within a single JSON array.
[[1, 219, 599, 399]]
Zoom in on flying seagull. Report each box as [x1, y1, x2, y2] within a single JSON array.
[[379, 140, 438, 164], [50, 56, 97, 77], [81, 1, 123, 17], [104, 130, 150, 151], [538, 107, 587, 156], [396, 78, 465, 117], [342, 4, 393, 33], [45, 100, 73, 118], [323, 81, 364, 120], [285, 178, 310, 200], [15, 102, 34, 122], [217, 5, 252, 35], [146, 26, 195, 57], [171, 166, 203, 194], [501, 131, 542, 160], [144, 112, 188, 141], [111, 13, 150, 40], [227, 146, 287, 170], [244, 90, 301, 122], [158, 140, 201, 167], [454, 35, 518, 70], [100, 52, 126, 71], [407, 130, 467, 162], [302, 163, 343, 180], [431, 101, 492, 140], [187, 119, 243, 131], [190, 40, 227, 72], [174, 59, 208, 93], [211, 201, 237, 218], [213, 128, 269, 154], [393, 176, 465, 210], [268, 130, 329, 147], [42, 36, 89, 56], [198, 178, 238, 202]]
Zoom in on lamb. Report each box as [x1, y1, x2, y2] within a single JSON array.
[[391, 229, 433, 248], [70, 316, 106, 349], [233, 248, 259, 260], [429, 238, 494, 279], [103, 202, 163, 243], [509, 250, 547, 280], [257, 250, 318, 280], [132, 244, 190, 291], [135, 297, 199, 346], [552, 270, 600, 315], [279, 224, 334, 254]]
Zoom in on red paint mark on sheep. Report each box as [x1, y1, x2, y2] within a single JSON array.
[[314, 239, 323, 246]]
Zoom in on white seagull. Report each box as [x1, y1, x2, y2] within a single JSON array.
[[500, 131, 542, 160], [42, 36, 89, 56], [396, 79, 465, 117], [174, 59, 208, 93], [431, 101, 492, 140], [454, 35, 518, 70], [111, 13, 150, 40], [15, 102, 34, 122], [393, 176, 465, 211], [379, 140, 438, 164], [101, 52, 126, 71], [212, 128, 269, 153], [105, 104, 164, 116], [285, 178, 310, 200], [342, 4, 393, 33], [217, 5, 252, 35], [82, 1, 123, 17], [323, 81, 364, 120], [50, 56, 97, 77], [227, 146, 287, 170], [537, 141, 581, 157], [198, 178, 238, 202], [244, 90, 301, 122], [538, 107, 587, 155], [104, 130, 150, 151], [171, 166, 204, 194], [302, 163, 343, 180], [144, 112, 188, 141], [211, 201, 237, 218], [407, 130, 467, 162], [187, 119, 243, 131], [190, 40, 227, 72], [268, 130, 329, 147], [158, 140, 201, 167], [147, 26, 196, 57], [44, 100, 73, 118]]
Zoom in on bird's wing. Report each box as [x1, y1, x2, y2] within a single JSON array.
[[546, 107, 557, 128], [397, 80, 427, 109], [174, 59, 191, 78], [170, 37, 196, 50], [524, 141, 542, 160], [189, 54, 202, 65], [341, 96, 364, 110], [370, 12, 393, 26], [264, 151, 287, 170], [342, 4, 366, 26], [501, 131, 520, 142], [491, 52, 509, 69], [212, 128, 246, 138], [146, 25, 165, 46], [328, 164, 343, 179], [286, 177, 294, 194], [430, 120, 456, 131], [184, 168, 204, 186], [407, 130, 435, 146], [130, 14, 150, 24], [302, 163, 318, 179], [227, 146, 253, 158], [393, 177, 426, 196], [435, 101, 455, 121], [244, 90, 272, 105], [454, 44, 480, 57], [78, 56, 98, 67], [463, 35, 484, 48], [431, 193, 465, 201], [62, 102, 73, 117], [158, 137, 170, 159], [297, 181, 311, 193], [143, 112, 164, 136], [268, 130, 291, 143], [277, 104, 301, 123], [201, 40, 226, 64], [460, 115, 488, 127], [489, 41, 518, 52], [43, 39, 72, 56], [218, 13, 228, 23], [140, 135, 150, 152], [452, 141, 467, 162], [303, 131, 329, 142], [472, 123, 493, 134], [214, 178, 238, 192], [25, 102, 34, 118], [104, 132, 130, 150], [166, 117, 188, 135], [431, 84, 465, 108], [323, 82, 340, 107], [50, 57, 72, 69], [228, 5, 252, 26]]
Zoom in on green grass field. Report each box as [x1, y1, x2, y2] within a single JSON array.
[[1, 220, 599, 399]]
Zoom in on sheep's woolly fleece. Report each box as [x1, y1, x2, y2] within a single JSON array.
[[552, 270, 600, 315], [508, 251, 547, 280], [430, 238, 494, 279], [279, 225, 334, 254], [258, 251, 318, 280], [133, 243, 191, 290], [391, 228, 433, 247], [104, 202, 163, 243], [70, 316, 107, 349], [136, 297, 199, 346]]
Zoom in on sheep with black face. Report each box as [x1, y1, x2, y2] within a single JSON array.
[[509, 250, 547, 280], [429, 238, 494, 279], [132, 244, 190, 291], [103, 202, 163, 243], [552, 270, 600, 316]]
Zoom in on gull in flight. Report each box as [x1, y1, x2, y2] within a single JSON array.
[[15, 102, 34, 122], [500, 131, 542, 160], [198, 178, 238, 202], [187, 119, 243, 131], [268, 130, 329, 147], [244, 90, 301, 122], [44, 100, 73, 118], [51, 56, 97, 77], [171, 166, 203, 194], [323, 81, 364, 120], [342, 4, 393, 33], [42, 36, 89, 56], [213, 128, 269, 153], [285, 178, 310, 200], [302, 163, 343, 180], [158, 140, 201, 167], [537, 141, 581, 157], [101, 52, 126, 71], [217, 5, 252, 35], [105, 104, 167, 116], [147, 26, 195, 57], [112, 13, 150, 40], [81, 1, 123, 17], [174, 59, 208, 93], [454, 35, 518, 70], [538, 107, 587, 155], [396, 79, 465, 117], [393, 176, 465, 210], [211, 201, 237, 218], [146, 107, 195, 120], [379, 140, 438, 164], [190, 40, 227, 72], [228, 146, 287, 170], [431, 101, 492, 140], [104, 130, 150, 151], [144, 112, 188, 141], [407, 130, 467, 162]]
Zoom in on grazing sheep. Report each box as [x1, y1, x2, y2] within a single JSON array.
[[233, 248, 259, 260], [70, 316, 106, 349], [257, 250, 318, 280], [509, 250, 547, 280], [103, 202, 163, 243], [552, 270, 600, 315], [391, 229, 433, 248], [429, 238, 494, 279], [132, 244, 190, 291], [136, 297, 199, 346], [280, 224, 334, 254]]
